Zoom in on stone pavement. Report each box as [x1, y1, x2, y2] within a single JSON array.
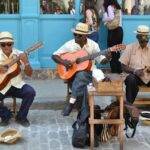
[[0, 110, 150, 150], [0, 79, 150, 150]]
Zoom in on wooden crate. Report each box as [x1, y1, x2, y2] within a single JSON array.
[[93, 74, 123, 92]]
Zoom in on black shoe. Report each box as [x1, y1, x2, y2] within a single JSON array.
[[16, 118, 30, 127], [0, 118, 9, 126], [62, 103, 74, 116]]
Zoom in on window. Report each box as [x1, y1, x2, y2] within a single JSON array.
[[40, 0, 75, 14], [80, 0, 104, 16], [122, 0, 150, 15], [0, 0, 19, 14]]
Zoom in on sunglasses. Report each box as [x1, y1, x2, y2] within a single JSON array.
[[74, 33, 84, 38], [0, 43, 13, 47]]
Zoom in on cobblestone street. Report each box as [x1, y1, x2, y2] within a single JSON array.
[[0, 79, 150, 150], [0, 110, 150, 150]]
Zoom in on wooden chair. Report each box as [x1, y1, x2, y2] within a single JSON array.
[[134, 86, 150, 105], [0, 97, 17, 117]]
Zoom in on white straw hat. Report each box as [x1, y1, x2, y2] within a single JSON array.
[[71, 22, 91, 35], [0, 31, 14, 43], [134, 25, 150, 35]]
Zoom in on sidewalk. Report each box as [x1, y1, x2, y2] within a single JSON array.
[[0, 79, 150, 150]]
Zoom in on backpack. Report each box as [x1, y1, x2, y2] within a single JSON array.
[[72, 105, 103, 148]]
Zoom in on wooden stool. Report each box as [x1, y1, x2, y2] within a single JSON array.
[[0, 97, 17, 117], [89, 74, 124, 150], [134, 86, 150, 105]]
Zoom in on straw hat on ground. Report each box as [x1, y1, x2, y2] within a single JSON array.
[[0, 128, 22, 144]]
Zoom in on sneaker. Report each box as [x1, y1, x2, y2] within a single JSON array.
[[16, 118, 30, 127], [62, 103, 74, 116], [0, 118, 9, 126]]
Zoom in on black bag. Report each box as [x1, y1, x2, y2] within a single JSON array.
[[72, 105, 102, 148], [72, 119, 88, 148], [124, 104, 140, 138]]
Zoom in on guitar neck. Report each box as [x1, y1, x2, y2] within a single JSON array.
[[80, 48, 109, 62], [6, 41, 43, 68]]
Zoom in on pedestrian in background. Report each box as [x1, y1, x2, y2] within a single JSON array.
[[103, 0, 123, 73], [83, 0, 100, 43]]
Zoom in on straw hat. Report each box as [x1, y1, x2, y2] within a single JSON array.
[[71, 22, 91, 35], [0, 31, 14, 43], [0, 128, 22, 144], [140, 111, 150, 126], [134, 25, 150, 35]]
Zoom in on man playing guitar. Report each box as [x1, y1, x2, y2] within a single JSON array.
[[0, 31, 35, 127], [52, 22, 114, 116]]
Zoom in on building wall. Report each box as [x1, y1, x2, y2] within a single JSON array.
[[0, 0, 149, 69]]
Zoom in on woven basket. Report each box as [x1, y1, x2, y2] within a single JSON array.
[[93, 74, 124, 93], [0, 128, 22, 144]]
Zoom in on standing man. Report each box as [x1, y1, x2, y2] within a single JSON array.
[[120, 25, 150, 104], [0, 31, 36, 127], [52, 22, 111, 116]]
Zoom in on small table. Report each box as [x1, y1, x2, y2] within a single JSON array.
[[88, 75, 124, 150]]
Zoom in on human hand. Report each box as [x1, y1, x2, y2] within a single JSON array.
[[19, 53, 29, 66], [102, 76, 111, 82], [63, 59, 72, 69], [76, 58, 81, 64], [144, 66, 150, 73], [133, 69, 144, 77]]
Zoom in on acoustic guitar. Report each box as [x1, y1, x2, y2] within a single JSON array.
[[57, 44, 126, 80], [0, 41, 43, 90]]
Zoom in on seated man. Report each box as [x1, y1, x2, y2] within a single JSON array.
[[52, 22, 112, 116], [0, 31, 36, 127], [119, 25, 150, 104]]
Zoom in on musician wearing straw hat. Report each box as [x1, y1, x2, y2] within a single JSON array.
[[120, 25, 150, 104], [52, 22, 113, 116], [0, 31, 35, 127]]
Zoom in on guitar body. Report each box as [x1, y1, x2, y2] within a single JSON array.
[[0, 41, 43, 91], [0, 59, 21, 90], [57, 50, 91, 80]]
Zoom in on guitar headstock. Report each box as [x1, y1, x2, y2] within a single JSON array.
[[109, 44, 126, 52], [25, 41, 44, 55]]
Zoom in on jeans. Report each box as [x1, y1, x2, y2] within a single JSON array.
[[70, 71, 92, 99], [0, 84, 35, 120]]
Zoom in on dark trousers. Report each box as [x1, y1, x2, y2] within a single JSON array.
[[0, 84, 35, 120], [125, 74, 150, 104], [107, 26, 123, 73]]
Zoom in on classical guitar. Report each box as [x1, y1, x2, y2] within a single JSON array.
[[57, 44, 126, 80], [0, 41, 43, 90]]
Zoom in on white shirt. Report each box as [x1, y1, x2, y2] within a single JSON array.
[[103, 5, 122, 27], [53, 39, 106, 70], [0, 48, 25, 94]]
